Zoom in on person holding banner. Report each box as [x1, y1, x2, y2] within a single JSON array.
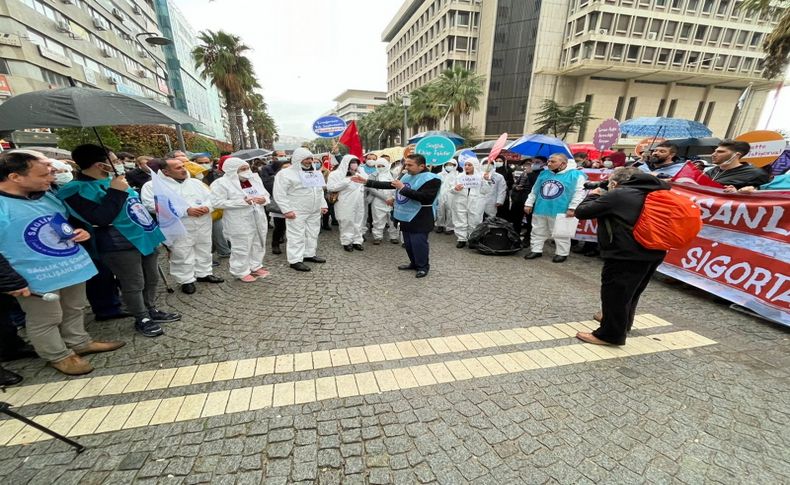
[[706, 140, 770, 189], [210, 158, 271, 282], [353, 154, 441, 278], [273, 148, 329, 272], [523, 153, 586, 263], [449, 157, 494, 248], [1, 150, 125, 375], [327, 155, 367, 251], [62, 144, 178, 339], [141, 159, 224, 293]]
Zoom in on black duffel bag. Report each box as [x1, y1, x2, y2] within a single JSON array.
[[468, 216, 523, 255]]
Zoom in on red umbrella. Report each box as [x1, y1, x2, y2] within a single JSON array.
[[569, 143, 615, 160]]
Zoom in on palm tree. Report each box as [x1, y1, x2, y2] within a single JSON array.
[[743, 0, 790, 79], [433, 66, 485, 132], [192, 30, 257, 150], [241, 90, 264, 149], [408, 84, 444, 132]]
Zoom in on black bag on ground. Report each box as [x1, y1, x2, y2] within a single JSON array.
[[468, 217, 523, 255]]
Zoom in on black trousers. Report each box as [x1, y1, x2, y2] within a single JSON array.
[[403, 231, 430, 272], [508, 190, 529, 235], [594, 258, 663, 345], [86, 259, 123, 318], [272, 217, 286, 247], [0, 295, 28, 358]]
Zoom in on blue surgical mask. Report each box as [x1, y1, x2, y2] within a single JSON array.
[[312, 162, 322, 170]]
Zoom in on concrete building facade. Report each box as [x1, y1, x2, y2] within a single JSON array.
[[384, 0, 781, 141], [324, 89, 388, 123]]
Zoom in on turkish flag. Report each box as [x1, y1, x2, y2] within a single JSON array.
[[339, 121, 363, 160], [671, 162, 724, 188]]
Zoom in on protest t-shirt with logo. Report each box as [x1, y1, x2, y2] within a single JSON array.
[[0, 192, 97, 293], [532, 169, 586, 217]]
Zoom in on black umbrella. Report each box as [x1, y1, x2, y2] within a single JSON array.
[[649, 137, 721, 158], [230, 148, 273, 161], [0, 87, 202, 131]]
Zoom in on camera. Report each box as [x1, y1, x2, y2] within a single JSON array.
[[583, 180, 609, 190]]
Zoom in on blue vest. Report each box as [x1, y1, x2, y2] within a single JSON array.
[[57, 179, 165, 256], [393, 171, 441, 222], [532, 169, 586, 216], [0, 192, 97, 293]]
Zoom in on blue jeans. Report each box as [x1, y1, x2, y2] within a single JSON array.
[[403, 231, 430, 272]]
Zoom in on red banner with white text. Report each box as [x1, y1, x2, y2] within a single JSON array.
[[575, 184, 790, 326]]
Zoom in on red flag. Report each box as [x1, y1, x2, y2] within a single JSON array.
[[672, 162, 724, 188], [339, 120, 363, 160]]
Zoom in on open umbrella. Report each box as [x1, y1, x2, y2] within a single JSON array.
[[23, 146, 73, 159], [620, 117, 712, 139], [569, 143, 615, 161], [408, 130, 464, 146], [651, 137, 721, 158], [0, 87, 203, 131], [506, 134, 572, 158], [229, 148, 272, 161]]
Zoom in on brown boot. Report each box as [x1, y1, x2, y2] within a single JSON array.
[[50, 354, 94, 376], [74, 340, 126, 356]]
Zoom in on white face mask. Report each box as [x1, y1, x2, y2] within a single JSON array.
[[377, 166, 389, 173], [123, 162, 135, 170], [238, 170, 253, 180], [444, 165, 454, 173], [200, 163, 212, 170], [494, 162, 503, 169], [113, 164, 125, 175], [365, 159, 376, 166], [195, 173, 204, 180], [54, 171, 73, 185]]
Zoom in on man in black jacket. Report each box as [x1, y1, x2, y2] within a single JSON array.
[[0, 254, 35, 386], [705, 140, 770, 189], [574, 168, 669, 345], [353, 154, 441, 278]]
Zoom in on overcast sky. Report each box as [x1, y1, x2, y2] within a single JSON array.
[[175, 0, 403, 139], [175, 0, 787, 139]]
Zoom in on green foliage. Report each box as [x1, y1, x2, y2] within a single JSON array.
[[534, 100, 594, 140], [186, 135, 221, 157], [55, 127, 121, 152], [743, 0, 790, 79], [434, 67, 486, 132]]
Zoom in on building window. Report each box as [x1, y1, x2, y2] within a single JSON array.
[[614, 96, 625, 120], [642, 47, 656, 63], [0, 58, 9, 75], [656, 98, 666, 116], [456, 11, 470, 26], [664, 21, 677, 40], [703, 102, 715, 125], [610, 44, 624, 60], [616, 15, 630, 34], [667, 99, 678, 117], [625, 96, 637, 119], [627, 45, 640, 61], [694, 101, 705, 121]]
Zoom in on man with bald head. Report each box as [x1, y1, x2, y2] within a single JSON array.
[[141, 159, 223, 294], [523, 153, 586, 263]]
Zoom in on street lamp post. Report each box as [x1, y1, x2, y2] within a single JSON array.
[[402, 94, 411, 146], [135, 32, 186, 152]]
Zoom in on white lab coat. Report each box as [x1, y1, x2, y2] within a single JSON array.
[[210, 158, 270, 278], [449, 165, 493, 242], [141, 174, 213, 284], [273, 148, 328, 264], [327, 155, 366, 246], [366, 163, 398, 241], [483, 170, 507, 218]]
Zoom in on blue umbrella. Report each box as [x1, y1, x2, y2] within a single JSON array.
[[505, 134, 573, 158], [620, 117, 712, 138], [408, 130, 464, 146]]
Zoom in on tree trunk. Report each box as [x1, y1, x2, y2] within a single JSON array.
[[226, 105, 239, 150], [247, 121, 258, 149], [452, 113, 461, 133], [234, 107, 247, 150]]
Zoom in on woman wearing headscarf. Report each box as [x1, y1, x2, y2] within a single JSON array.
[[209, 157, 270, 282], [326, 155, 366, 251]]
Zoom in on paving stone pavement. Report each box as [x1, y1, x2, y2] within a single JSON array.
[[1, 229, 788, 484]]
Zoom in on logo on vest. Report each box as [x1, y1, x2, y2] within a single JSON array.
[[540, 180, 565, 200], [127, 197, 157, 230], [24, 216, 80, 257], [395, 183, 412, 205]]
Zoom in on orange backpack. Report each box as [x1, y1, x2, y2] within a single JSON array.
[[632, 190, 702, 250]]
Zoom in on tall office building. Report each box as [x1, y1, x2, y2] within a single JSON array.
[[152, 0, 227, 141], [384, 0, 781, 141], [323, 89, 388, 123]]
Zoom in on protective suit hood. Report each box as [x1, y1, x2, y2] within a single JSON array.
[[337, 154, 361, 176], [221, 157, 248, 179], [290, 147, 314, 170]]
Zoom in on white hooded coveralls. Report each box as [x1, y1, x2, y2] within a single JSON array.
[[483, 169, 507, 218], [209, 158, 270, 278], [365, 159, 398, 241], [141, 173, 213, 284], [449, 161, 493, 242], [327, 155, 366, 246], [273, 148, 328, 264], [436, 159, 458, 230]]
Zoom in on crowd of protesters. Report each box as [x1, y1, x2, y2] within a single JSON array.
[[0, 138, 786, 386]]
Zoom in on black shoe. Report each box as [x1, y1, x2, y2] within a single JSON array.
[[181, 283, 197, 294], [445, 230, 454, 236], [373, 239, 381, 245], [212, 260, 220, 267], [149, 308, 181, 324], [398, 264, 416, 270], [197, 275, 224, 283], [135, 317, 164, 337], [0, 344, 37, 362], [331, 220, 339, 226], [584, 249, 600, 257], [290, 262, 311, 272], [0, 367, 23, 387], [94, 311, 132, 322], [415, 270, 428, 278], [352, 244, 364, 251], [343, 244, 353, 252], [304, 256, 326, 263], [456, 241, 466, 248], [391, 239, 400, 244], [322, 225, 332, 231], [272, 245, 282, 255], [435, 227, 444, 234], [552, 255, 567, 263], [401, 243, 406, 248], [524, 252, 542, 260]]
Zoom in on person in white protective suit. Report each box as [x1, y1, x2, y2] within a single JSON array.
[[273, 147, 328, 272], [366, 157, 399, 245], [141, 158, 224, 294], [209, 157, 271, 282], [327, 155, 367, 251], [480, 158, 507, 218], [449, 157, 494, 248], [435, 159, 458, 234]]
